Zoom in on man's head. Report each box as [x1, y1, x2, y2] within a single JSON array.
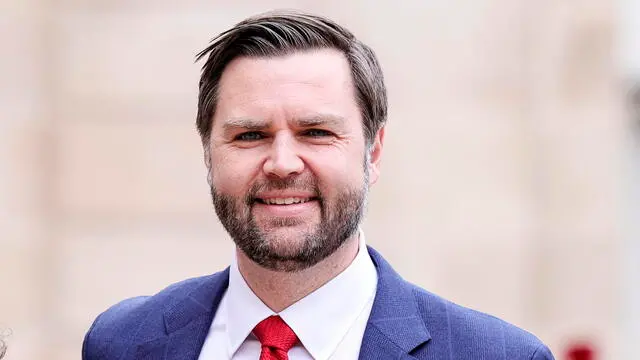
[[196, 10, 387, 272]]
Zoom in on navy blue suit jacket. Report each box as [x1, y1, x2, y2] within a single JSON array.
[[83, 247, 554, 360]]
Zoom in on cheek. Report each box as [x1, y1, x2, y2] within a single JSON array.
[[307, 149, 366, 193], [210, 152, 260, 194]]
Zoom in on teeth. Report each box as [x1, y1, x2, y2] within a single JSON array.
[[264, 197, 310, 205]]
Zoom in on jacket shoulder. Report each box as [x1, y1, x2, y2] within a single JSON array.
[[409, 284, 554, 359], [82, 274, 220, 360]]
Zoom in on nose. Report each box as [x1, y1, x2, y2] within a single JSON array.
[[263, 133, 304, 178]]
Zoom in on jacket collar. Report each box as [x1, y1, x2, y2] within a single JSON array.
[[358, 246, 431, 359], [136, 246, 430, 359], [136, 268, 229, 360]]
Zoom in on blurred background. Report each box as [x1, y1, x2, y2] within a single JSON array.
[[1, 0, 638, 359]]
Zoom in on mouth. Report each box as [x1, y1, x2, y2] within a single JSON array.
[[255, 197, 318, 205], [252, 196, 320, 219]]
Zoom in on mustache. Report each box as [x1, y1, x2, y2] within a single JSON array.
[[245, 176, 321, 204]]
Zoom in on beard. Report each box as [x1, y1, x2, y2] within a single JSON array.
[[210, 170, 369, 272]]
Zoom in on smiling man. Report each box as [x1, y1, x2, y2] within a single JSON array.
[[82, 10, 554, 360]]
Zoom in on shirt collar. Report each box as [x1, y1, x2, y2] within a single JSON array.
[[225, 228, 378, 359]]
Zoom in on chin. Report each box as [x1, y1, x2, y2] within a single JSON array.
[[262, 223, 314, 245], [256, 214, 318, 232]]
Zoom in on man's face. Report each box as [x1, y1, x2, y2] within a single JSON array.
[[206, 48, 383, 272]]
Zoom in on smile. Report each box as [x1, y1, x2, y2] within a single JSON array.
[[257, 197, 314, 205]]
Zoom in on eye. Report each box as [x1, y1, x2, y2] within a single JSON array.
[[235, 132, 265, 141], [303, 129, 332, 137]]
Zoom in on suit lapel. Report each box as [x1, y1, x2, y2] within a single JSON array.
[[359, 247, 431, 360], [136, 268, 230, 360], [133, 247, 430, 360]]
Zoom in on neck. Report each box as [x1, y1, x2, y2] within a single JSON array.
[[236, 232, 361, 313]]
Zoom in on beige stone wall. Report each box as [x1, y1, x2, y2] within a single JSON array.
[[0, 1, 627, 359]]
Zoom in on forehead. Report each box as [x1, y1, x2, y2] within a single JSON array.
[[213, 48, 361, 126]]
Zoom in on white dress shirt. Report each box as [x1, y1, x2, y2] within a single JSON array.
[[197, 229, 378, 360]]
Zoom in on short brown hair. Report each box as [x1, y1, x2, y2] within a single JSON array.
[[195, 10, 387, 146]]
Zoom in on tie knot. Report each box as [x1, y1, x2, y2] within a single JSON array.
[[253, 316, 298, 352]]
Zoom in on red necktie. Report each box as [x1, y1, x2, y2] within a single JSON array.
[[253, 315, 299, 360]]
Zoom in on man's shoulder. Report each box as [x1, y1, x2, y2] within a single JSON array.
[[407, 282, 553, 359], [82, 272, 226, 359], [89, 274, 210, 328]]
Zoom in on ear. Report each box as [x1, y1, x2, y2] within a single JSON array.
[[367, 127, 385, 186], [203, 146, 213, 187]]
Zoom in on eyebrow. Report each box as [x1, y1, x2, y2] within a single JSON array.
[[221, 113, 346, 132], [295, 113, 346, 128], [222, 117, 269, 132]]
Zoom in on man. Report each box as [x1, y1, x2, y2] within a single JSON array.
[[83, 10, 555, 360]]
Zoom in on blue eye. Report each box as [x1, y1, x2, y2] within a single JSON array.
[[235, 132, 264, 141], [304, 129, 332, 137]]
